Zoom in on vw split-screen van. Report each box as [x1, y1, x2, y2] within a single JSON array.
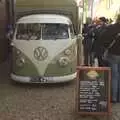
[[8, 0, 82, 83]]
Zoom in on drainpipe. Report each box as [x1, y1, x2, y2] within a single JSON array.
[[6, 0, 15, 30], [91, 0, 94, 19]]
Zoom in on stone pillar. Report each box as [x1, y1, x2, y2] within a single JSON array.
[[0, 0, 9, 63]]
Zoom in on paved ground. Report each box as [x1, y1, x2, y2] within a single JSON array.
[[0, 59, 120, 120]]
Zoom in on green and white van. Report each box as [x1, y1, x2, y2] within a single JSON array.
[[10, 14, 77, 83], [7, 0, 83, 83]]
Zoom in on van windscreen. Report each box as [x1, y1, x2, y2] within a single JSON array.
[[16, 23, 41, 40], [42, 24, 69, 40], [15, 23, 69, 40]]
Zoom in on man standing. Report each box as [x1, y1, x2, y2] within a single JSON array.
[[96, 14, 120, 103], [91, 17, 108, 66]]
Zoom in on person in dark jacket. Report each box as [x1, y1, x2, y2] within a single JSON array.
[[91, 17, 108, 66], [82, 17, 93, 66], [96, 14, 120, 103]]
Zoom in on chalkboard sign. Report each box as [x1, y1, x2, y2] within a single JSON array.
[[76, 67, 111, 116]]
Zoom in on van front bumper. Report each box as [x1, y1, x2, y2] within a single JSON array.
[[10, 73, 76, 83]]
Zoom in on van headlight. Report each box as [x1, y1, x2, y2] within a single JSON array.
[[64, 49, 72, 56], [16, 57, 25, 67], [58, 57, 70, 67]]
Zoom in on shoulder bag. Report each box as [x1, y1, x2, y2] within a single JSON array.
[[102, 33, 120, 60]]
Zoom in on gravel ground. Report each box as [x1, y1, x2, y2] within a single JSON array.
[[0, 59, 120, 120]]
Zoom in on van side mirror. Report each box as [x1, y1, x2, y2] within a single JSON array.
[[6, 30, 13, 41], [77, 34, 83, 40]]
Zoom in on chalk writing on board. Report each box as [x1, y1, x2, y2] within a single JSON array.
[[78, 69, 108, 112]]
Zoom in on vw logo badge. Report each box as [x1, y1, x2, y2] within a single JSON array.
[[34, 47, 48, 61]]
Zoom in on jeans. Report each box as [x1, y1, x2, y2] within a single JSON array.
[[107, 54, 120, 102]]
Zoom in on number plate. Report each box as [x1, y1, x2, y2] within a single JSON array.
[[30, 76, 47, 83]]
